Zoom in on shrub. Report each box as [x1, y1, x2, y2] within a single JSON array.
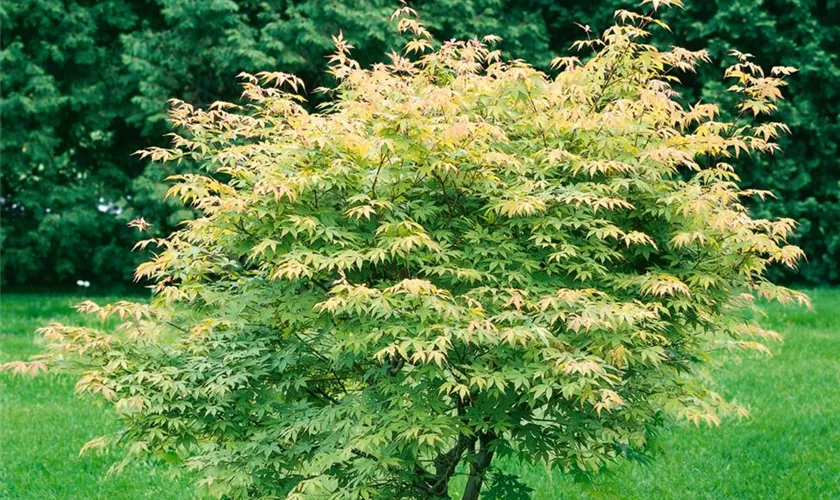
[[4, 3, 809, 498]]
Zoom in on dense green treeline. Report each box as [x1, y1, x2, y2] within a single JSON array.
[[2, 0, 838, 286]]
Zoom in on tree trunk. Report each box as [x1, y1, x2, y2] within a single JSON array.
[[413, 434, 473, 498], [429, 434, 471, 497], [462, 433, 495, 500]]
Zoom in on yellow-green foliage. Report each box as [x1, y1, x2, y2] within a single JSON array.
[[4, 3, 809, 499]]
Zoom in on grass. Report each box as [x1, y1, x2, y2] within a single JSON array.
[[1, 290, 838, 499], [510, 288, 840, 499], [0, 294, 195, 500]]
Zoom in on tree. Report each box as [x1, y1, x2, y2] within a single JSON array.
[[3, 3, 809, 498], [0, 0, 145, 286]]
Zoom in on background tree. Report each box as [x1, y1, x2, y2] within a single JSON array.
[[4, 4, 809, 498], [1, 0, 143, 286]]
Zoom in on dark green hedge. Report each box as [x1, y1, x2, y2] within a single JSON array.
[[3, 0, 838, 286]]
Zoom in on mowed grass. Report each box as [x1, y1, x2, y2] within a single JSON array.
[[1, 290, 838, 499], [0, 294, 195, 499], [515, 288, 840, 499]]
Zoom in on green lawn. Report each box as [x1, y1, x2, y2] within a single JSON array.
[[1, 291, 838, 499], [0, 294, 196, 500]]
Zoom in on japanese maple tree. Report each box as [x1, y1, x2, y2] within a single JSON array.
[[4, 2, 808, 498]]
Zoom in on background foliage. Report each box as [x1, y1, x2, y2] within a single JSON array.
[[2, 0, 838, 286]]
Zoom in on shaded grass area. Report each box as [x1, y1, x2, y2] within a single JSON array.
[[1, 291, 838, 499]]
